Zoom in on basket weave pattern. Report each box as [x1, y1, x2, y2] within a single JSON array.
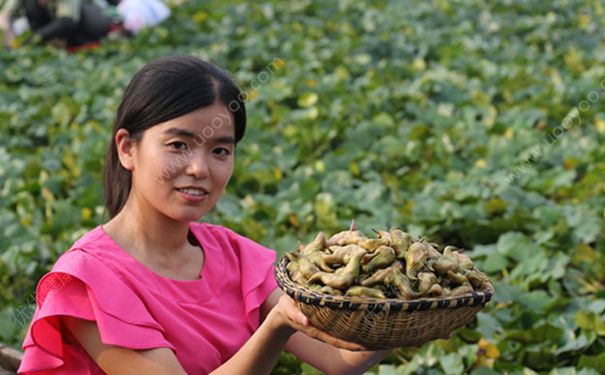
[[275, 256, 493, 349]]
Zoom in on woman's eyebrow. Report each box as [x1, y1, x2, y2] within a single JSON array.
[[162, 128, 197, 139], [162, 128, 235, 144], [212, 136, 236, 144]]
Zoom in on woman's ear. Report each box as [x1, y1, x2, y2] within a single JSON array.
[[115, 129, 136, 171]]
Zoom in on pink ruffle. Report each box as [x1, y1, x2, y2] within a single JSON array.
[[19, 250, 174, 374], [229, 231, 278, 330]]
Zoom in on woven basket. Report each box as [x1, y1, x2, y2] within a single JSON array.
[[275, 256, 494, 349]]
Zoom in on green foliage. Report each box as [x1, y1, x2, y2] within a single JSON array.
[[1, 0, 604, 374]]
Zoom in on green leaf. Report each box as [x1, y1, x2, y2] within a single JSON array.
[[509, 252, 547, 281], [516, 290, 554, 312], [476, 312, 502, 339], [481, 253, 509, 273], [299, 362, 322, 375], [496, 232, 540, 262], [574, 311, 605, 336], [563, 205, 604, 244], [0, 307, 18, 340], [548, 368, 600, 375], [439, 353, 464, 375], [506, 323, 563, 343], [215, 194, 245, 222], [377, 364, 400, 375], [471, 367, 500, 375], [525, 350, 556, 371], [555, 331, 596, 355], [587, 300, 605, 314], [548, 368, 577, 375], [578, 353, 605, 373]]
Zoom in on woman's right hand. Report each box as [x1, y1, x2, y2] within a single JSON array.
[[267, 294, 368, 352]]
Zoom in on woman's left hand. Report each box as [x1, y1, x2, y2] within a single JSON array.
[[266, 294, 369, 352]]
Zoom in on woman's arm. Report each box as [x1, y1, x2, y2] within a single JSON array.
[[261, 289, 392, 375], [285, 332, 390, 375], [61, 316, 188, 375], [209, 289, 366, 375], [62, 293, 364, 375], [64, 287, 382, 375]]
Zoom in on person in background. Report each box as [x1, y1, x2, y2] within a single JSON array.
[[0, 0, 120, 49], [0, 0, 19, 46]]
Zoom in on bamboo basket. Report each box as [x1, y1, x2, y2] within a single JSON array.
[[275, 256, 494, 349]]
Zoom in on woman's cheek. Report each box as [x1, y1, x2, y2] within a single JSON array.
[[157, 154, 182, 182]]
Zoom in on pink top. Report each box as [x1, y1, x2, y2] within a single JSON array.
[[17, 222, 278, 375]]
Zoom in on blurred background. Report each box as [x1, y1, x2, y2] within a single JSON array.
[[1, 0, 604, 374]]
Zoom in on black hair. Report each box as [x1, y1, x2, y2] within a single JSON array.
[[104, 55, 246, 218]]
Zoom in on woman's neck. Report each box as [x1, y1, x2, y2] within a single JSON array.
[[104, 199, 191, 259]]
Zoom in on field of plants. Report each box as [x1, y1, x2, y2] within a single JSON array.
[[1, 0, 604, 374]]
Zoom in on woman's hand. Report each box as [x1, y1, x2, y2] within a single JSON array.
[[266, 294, 368, 352]]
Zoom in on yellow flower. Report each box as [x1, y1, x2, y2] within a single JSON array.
[[504, 128, 513, 139], [298, 92, 318, 108], [193, 11, 208, 23], [245, 89, 258, 101], [594, 118, 605, 133], [82, 208, 92, 221], [412, 57, 426, 71], [475, 159, 487, 168], [272, 59, 286, 70], [474, 338, 501, 369], [274, 168, 283, 180]]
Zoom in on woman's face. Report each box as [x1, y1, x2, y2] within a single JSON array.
[[119, 102, 235, 223]]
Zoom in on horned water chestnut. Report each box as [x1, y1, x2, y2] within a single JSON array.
[[286, 221, 493, 300]]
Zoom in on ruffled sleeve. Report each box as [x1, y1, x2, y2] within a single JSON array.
[[18, 249, 174, 374], [227, 230, 278, 331]]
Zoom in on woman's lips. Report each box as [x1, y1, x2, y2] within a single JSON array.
[[176, 187, 209, 202]]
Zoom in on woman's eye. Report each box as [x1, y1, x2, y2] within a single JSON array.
[[168, 141, 188, 151], [213, 147, 231, 156]]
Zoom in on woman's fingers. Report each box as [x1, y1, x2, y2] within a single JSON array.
[[299, 324, 368, 351], [277, 295, 308, 324], [276, 295, 369, 351]]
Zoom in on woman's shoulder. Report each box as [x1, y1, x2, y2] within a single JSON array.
[[51, 225, 119, 272], [36, 227, 160, 322], [69, 224, 117, 251]]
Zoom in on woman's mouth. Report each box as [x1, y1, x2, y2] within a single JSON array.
[[176, 187, 209, 201]]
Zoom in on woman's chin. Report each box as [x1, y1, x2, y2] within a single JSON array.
[[169, 208, 210, 223]]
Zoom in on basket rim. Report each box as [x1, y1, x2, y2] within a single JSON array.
[[275, 255, 494, 313]]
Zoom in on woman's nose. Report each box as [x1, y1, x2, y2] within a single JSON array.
[[185, 152, 209, 178]]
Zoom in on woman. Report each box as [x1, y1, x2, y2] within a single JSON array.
[[18, 56, 391, 374]]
